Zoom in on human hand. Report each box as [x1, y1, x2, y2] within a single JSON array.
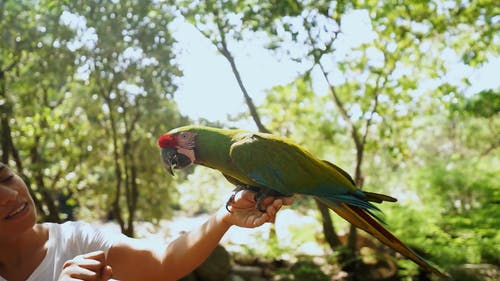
[[221, 190, 293, 228], [58, 250, 112, 281]]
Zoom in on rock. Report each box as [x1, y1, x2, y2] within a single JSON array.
[[232, 264, 263, 279], [290, 259, 329, 281], [249, 277, 268, 281], [225, 274, 246, 281], [361, 253, 398, 280], [194, 244, 231, 281], [331, 271, 349, 281], [449, 264, 500, 281]]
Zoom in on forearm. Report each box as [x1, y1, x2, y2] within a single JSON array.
[[162, 207, 231, 280], [107, 191, 289, 281]]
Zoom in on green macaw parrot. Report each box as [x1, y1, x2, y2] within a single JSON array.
[[158, 125, 447, 279]]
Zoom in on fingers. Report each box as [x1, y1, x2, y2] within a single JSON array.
[[101, 265, 113, 280], [266, 198, 283, 215], [68, 251, 106, 272], [80, 250, 106, 265], [60, 251, 110, 281], [233, 190, 294, 208], [254, 214, 269, 226], [61, 266, 99, 280], [225, 190, 293, 228], [281, 196, 294, 206], [235, 191, 292, 216], [63, 257, 101, 272], [227, 190, 258, 211], [260, 196, 275, 207], [266, 199, 281, 220], [63, 251, 105, 266], [235, 190, 256, 203]]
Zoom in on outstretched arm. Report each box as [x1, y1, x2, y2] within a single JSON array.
[[107, 190, 292, 281]]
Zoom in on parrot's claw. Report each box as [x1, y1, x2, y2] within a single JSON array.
[[225, 192, 237, 213], [226, 186, 287, 213], [254, 196, 267, 213], [254, 188, 288, 213]]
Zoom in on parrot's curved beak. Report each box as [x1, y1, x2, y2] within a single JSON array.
[[161, 147, 178, 176], [161, 147, 193, 176]]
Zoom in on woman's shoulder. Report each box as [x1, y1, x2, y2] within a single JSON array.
[[40, 220, 92, 231], [40, 220, 100, 241]]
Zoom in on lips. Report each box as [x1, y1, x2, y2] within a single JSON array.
[[4, 202, 28, 220]]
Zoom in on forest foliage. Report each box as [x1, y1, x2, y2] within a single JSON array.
[[1, 0, 499, 278]]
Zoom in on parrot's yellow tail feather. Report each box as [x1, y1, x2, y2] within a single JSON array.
[[364, 191, 398, 203], [320, 199, 449, 280]]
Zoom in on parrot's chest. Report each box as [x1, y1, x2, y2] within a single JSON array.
[[199, 159, 260, 187], [221, 166, 258, 186]]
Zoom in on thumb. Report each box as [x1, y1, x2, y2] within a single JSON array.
[[101, 265, 113, 280]]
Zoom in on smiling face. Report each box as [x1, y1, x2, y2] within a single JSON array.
[[0, 162, 37, 239]]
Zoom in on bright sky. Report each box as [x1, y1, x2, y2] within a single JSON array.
[[170, 19, 304, 130], [61, 9, 500, 130], [170, 13, 500, 130], [169, 11, 378, 129]]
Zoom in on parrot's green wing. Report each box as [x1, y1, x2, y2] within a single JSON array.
[[321, 159, 356, 186], [229, 132, 379, 211], [222, 173, 246, 187], [321, 159, 397, 204]]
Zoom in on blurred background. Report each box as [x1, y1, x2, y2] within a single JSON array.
[[0, 0, 498, 280]]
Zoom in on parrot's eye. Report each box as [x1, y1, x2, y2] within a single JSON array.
[[180, 133, 187, 139]]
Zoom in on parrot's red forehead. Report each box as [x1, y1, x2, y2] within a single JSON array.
[[158, 134, 177, 148]]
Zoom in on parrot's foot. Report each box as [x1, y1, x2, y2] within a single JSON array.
[[225, 185, 289, 213], [225, 192, 236, 212], [225, 185, 252, 212], [254, 188, 289, 213]]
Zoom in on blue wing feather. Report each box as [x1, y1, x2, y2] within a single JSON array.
[[324, 194, 381, 212]]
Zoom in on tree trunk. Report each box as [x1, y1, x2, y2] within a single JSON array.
[[347, 144, 364, 256], [102, 93, 126, 233], [315, 198, 342, 249]]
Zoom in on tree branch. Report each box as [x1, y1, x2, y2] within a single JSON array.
[[212, 10, 270, 133]]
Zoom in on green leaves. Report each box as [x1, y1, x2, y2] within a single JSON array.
[[453, 89, 500, 118], [1, 0, 184, 228]]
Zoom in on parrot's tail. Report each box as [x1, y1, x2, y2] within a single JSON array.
[[318, 198, 449, 280]]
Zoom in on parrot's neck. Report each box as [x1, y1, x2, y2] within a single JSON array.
[[194, 129, 234, 172]]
